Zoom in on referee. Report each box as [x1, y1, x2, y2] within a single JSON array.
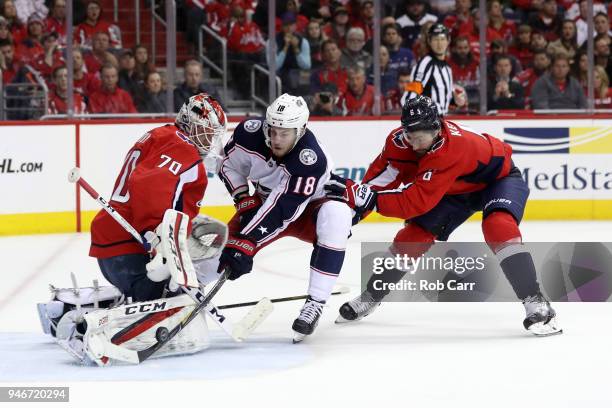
[[402, 23, 456, 115]]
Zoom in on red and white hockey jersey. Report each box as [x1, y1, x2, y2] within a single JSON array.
[[90, 124, 207, 258]]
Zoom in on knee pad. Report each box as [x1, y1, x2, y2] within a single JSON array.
[[315, 200, 352, 250], [391, 222, 435, 258], [482, 210, 522, 253]]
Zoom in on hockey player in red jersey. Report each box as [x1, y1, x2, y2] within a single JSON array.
[[89, 93, 227, 302], [325, 96, 561, 336]]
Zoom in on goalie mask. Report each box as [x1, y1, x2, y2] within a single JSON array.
[[176, 93, 227, 157], [263, 93, 309, 150]]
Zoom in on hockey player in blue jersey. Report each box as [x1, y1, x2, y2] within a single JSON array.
[[212, 93, 353, 342]]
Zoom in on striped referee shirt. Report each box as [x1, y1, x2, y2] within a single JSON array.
[[401, 54, 453, 115]]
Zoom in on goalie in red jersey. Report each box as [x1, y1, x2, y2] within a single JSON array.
[[89, 93, 227, 302], [325, 96, 561, 336]]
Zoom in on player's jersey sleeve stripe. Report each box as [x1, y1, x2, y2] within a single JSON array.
[[172, 161, 200, 211], [365, 163, 400, 187]]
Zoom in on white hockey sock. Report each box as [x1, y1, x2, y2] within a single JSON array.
[[308, 268, 339, 303]]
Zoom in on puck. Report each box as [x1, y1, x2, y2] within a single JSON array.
[[155, 327, 169, 342]]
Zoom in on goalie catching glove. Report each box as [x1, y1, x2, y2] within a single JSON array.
[[324, 173, 377, 215]]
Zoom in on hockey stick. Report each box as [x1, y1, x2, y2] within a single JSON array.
[[68, 167, 271, 344], [218, 287, 350, 310]]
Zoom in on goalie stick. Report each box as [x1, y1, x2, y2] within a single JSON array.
[[218, 287, 350, 310], [68, 167, 272, 347]]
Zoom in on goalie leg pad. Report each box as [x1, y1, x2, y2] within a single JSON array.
[[160, 209, 198, 288], [83, 294, 209, 366]]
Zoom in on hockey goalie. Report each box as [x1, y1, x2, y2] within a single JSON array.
[[36, 94, 245, 366]]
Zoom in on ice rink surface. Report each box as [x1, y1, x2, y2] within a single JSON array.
[[1, 221, 611, 408]]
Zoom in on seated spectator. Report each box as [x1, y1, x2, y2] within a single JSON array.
[[487, 39, 522, 81], [593, 12, 612, 46], [275, 0, 308, 35], [16, 14, 45, 64], [14, 0, 48, 25], [531, 54, 587, 110], [30, 31, 64, 81], [75, 0, 121, 49], [459, 8, 503, 58], [396, 0, 437, 49], [350, 0, 374, 42], [45, 0, 66, 44], [383, 69, 411, 114], [443, 0, 473, 38], [572, 49, 588, 89], [527, 0, 561, 42], [310, 39, 347, 94], [367, 44, 397, 95], [227, 6, 265, 99], [487, 54, 524, 110], [487, 0, 516, 45], [593, 65, 612, 109], [530, 31, 549, 52], [594, 34, 612, 80], [448, 35, 480, 108], [514, 49, 551, 108], [0, 17, 13, 46], [0, 38, 26, 84], [136, 71, 167, 113], [305, 19, 327, 69], [88, 64, 137, 113], [72, 48, 101, 95], [383, 23, 415, 72], [568, 0, 606, 47], [341, 27, 372, 71], [322, 6, 350, 49], [83, 31, 111, 74], [337, 65, 375, 116], [2, 0, 25, 45], [133, 44, 154, 82], [272, 12, 311, 95], [47, 65, 87, 114], [310, 82, 342, 116], [547, 20, 578, 60], [118, 49, 141, 99], [508, 25, 533, 69], [173, 59, 224, 112]]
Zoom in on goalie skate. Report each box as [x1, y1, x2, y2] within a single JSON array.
[[523, 292, 562, 336], [335, 291, 380, 323], [292, 297, 325, 343]]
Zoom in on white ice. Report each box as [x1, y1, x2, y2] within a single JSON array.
[[0, 221, 611, 408]]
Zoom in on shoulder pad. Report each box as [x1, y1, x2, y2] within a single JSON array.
[[283, 130, 327, 176]]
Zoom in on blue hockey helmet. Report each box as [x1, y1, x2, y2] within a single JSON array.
[[401, 96, 441, 133]]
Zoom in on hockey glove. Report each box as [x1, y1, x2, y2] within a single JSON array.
[[218, 234, 256, 280], [324, 173, 377, 214], [234, 195, 262, 229]]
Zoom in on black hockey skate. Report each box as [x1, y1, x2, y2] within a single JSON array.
[[335, 291, 380, 324], [292, 296, 325, 343], [522, 292, 562, 336]]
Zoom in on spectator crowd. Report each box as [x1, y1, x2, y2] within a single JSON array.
[[1, 0, 611, 119]]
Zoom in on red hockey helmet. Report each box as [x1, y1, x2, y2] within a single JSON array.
[[176, 93, 227, 156]]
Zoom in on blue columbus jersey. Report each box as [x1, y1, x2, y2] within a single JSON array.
[[218, 117, 332, 245]]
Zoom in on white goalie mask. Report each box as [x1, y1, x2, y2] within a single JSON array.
[[176, 93, 227, 157], [263, 93, 310, 149]]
